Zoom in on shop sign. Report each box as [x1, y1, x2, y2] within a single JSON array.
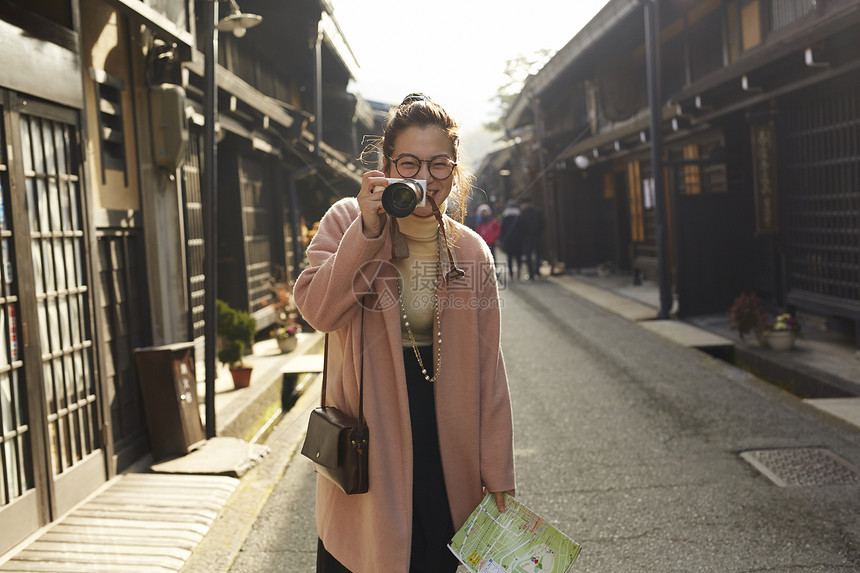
[[751, 122, 778, 233]]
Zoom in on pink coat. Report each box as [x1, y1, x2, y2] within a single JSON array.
[[294, 198, 516, 572]]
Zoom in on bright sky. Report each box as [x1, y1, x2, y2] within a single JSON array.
[[330, 0, 611, 168]]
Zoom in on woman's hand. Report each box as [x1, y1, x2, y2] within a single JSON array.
[[490, 489, 515, 512], [358, 170, 389, 238]]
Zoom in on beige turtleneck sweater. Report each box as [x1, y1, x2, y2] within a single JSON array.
[[394, 213, 441, 347]]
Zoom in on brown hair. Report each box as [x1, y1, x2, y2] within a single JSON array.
[[379, 94, 473, 223]]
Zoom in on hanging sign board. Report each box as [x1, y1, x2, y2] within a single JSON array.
[[751, 121, 778, 234]]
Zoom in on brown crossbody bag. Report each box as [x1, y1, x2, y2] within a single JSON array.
[[300, 306, 369, 495]]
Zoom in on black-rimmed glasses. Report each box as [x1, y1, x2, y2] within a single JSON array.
[[388, 155, 456, 180]]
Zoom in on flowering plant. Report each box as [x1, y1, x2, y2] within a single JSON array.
[[270, 322, 301, 340], [728, 291, 766, 341], [766, 313, 800, 334], [262, 270, 302, 342]]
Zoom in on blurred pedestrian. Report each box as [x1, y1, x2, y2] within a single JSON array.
[[294, 93, 515, 573], [475, 203, 501, 257], [500, 199, 522, 280], [518, 196, 544, 280]]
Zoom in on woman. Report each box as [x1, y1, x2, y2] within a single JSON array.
[[294, 94, 516, 572], [475, 203, 501, 257]]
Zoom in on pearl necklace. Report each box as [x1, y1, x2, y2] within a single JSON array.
[[398, 236, 443, 383]]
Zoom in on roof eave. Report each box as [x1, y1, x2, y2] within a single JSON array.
[[504, 0, 642, 131]]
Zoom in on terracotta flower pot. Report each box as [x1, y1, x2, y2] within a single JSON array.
[[229, 366, 253, 389], [277, 336, 298, 353], [766, 331, 796, 351]]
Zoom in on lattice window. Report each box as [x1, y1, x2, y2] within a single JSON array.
[[669, 137, 728, 196], [96, 227, 148, 459], [770, 0, 816, 31], [181, 132, 206, 344], [19, 113, 98, 476], [91, 70, 127, 185], [781, 82, 860, 305], [682, 145, 702, 195], [0, 106, 32, 507], [238, 157, 272, 314]]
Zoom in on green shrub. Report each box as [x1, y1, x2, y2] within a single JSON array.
[[216, 300, 256, 367], [217, 340, 245, 369]]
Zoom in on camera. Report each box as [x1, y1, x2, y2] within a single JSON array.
[[375, 178, 427, 218]]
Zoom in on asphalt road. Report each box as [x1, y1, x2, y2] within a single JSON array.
[[225, 278, 860, 572]]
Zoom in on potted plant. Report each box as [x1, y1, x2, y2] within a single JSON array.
[[271, 322, 301, 353], [728, 291, 766, 345], [263, 275, 302, 354], [216, 299, 257, 388], [764, 313, 801, 351]]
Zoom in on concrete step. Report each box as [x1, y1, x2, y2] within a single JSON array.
[[0, 475, 237, 573], [639, 320, 734, 350]]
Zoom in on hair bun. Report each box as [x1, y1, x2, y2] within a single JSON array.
[[401, 93, 430, 106]]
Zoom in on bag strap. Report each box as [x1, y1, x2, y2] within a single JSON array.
[[357, 302, 366, 428], [320, 301, 366, 428]]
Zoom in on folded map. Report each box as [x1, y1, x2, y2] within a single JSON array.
[[448, 492, 582, 572]]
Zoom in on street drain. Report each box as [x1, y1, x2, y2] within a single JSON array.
[[740, 447, 860, 487]]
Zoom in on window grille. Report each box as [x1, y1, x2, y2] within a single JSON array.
[[0, 107, 31, 507], [669, 138, 728, 196], [238, 158, 272, 314], [181, 132, 206, 345], [96, 227, 148, 463], [770, 0, 816, 31], [682, 145, 703, 195], [91, 70, 127, 185], [19, 113, 98, 477], [781, 82, 860, 306]]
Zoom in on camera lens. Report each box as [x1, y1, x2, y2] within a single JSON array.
[[381, 181, 420, 218]]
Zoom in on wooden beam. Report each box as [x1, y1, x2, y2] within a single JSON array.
[[693, 57, 860, 125], [671, 1, 860, 104], [105, 0, 194, 48], [184, 59, 301, 130]]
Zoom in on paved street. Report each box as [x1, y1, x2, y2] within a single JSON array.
[[225, 279, 860, 572]]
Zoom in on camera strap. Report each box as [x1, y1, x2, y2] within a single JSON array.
[[388, 218, 410, 260], [426, 195, 466, 282]]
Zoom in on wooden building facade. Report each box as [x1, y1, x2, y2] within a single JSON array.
[[500, 0, 860, 342], [0, 0, 371, 555]]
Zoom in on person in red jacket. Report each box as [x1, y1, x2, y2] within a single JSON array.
[[475, 203, 501, 257]]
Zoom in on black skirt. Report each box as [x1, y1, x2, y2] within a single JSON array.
[[317, 346, 459, 573]]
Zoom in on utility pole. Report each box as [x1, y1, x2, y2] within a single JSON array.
[[202, 0, 219, 438], [531, 95, 558, 270], [313, 19, 323, 155], [644, 0, 673, 319]]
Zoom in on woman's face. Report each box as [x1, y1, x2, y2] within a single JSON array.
[[385, 125, 456, 218]]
